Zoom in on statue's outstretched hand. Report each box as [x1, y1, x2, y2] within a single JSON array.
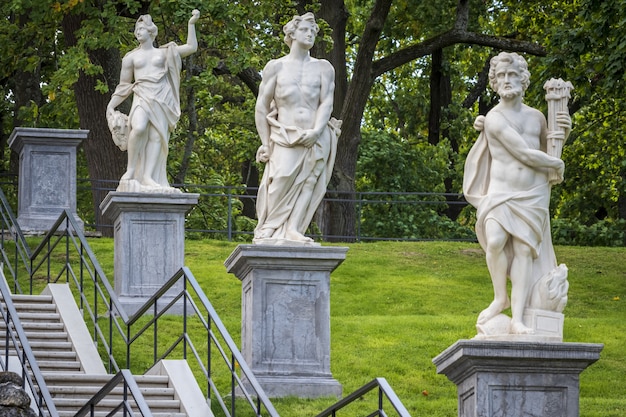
[[189, 9, 200, 25]]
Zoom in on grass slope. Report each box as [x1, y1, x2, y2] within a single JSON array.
[[87, 239, 625, 416]]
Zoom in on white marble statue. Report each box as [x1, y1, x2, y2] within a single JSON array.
[[253, 12, 341, 244], [106, 10, 200, 193], [463, 52, 571, 338]]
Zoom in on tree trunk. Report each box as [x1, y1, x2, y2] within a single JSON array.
[[428, 49, 465, 220], [296, 0, 545, 241], [302, 0, 350, 240], [318, 0, 392, 241], [428, 49, 452, 146], [241, 160, 259, 219], [62, 13, 126, 236]]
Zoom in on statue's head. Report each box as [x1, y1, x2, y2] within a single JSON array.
[[283, 12, 319, 47], [135, 14, 158, 42], [488, 52, 531, 93]]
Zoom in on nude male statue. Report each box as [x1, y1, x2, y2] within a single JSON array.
[[106, 10, 199, 192], [253, 12, 341, 243], [463, 52, 571, 335]]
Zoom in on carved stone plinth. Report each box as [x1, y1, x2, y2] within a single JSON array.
[[8, 127, 87, 233], [433, 340, 603, 417], [224, 244, 348, 398], [100, 192, 198, 316]]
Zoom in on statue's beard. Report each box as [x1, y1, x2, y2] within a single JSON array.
[[498, 86, 523, 100]]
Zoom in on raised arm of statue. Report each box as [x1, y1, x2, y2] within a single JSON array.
[[177, 9, 200, 58], [106, 9, 200, 193]]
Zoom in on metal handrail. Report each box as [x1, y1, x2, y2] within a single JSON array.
[[1, 187, 412, 417], [73, 369, 153, 417], [24, 209, 279, 417], [315, 378, 411, 417], [0, 270, 59, 417], [125, 266, 280, 416], [0, 188, 32, 293]]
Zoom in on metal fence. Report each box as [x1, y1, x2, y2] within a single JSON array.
[[1, 174, 474, 242]]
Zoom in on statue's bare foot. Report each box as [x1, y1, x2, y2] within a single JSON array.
[[285, 230, 314, 243], [477, 298, 510, 325], [510, 321, 534, 335], [120, 171, 133, 181], [254, 227, 274, 240], [141, 176, 160, 188]]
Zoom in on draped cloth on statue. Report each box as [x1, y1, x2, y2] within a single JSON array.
[[111, 42, 181, 188], [255, 108, 340, 239], [463, 129, 558, 283]]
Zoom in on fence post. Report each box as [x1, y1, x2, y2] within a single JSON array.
[[227, 188, 233, 241], [356, 192, 362, 243]]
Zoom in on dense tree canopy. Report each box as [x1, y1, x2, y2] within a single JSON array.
[[1, 0, 624, 242]]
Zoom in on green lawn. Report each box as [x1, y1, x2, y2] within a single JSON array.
[[82, 239, 626, 416]]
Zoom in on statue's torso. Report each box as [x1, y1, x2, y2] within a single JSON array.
[[273, 59, 324, 129]]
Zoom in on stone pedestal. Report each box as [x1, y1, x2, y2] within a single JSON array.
[[100, 192, 198, 316], [224, 244, 348, 398], [8, 127, 87, 233], [433, 340, 603, 417]]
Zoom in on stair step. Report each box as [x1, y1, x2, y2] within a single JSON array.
[[17, 351, 77, 361], [0, 329, 69, 340], [36, 360, 82, 371], [56, 412, 186, 417], [0, 322, 65, 331], [9, 312, 61, 321], [8, 303, 57, 312], [0, 340, 74, 351], [1, 294, 53, 303], [48, 385, 175, 399], [53, 398, 180, 409], [0, 330, 72, 342], [43, 373, 171, 385], [1, 293, 192, 417]]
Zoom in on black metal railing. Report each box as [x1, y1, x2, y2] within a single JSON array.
[[0, 270, 59, 417], [124, 266, 279, 416], [1, 185, 413, 417], [315, 378, 411, 417], [73, 370, 153, 417], [0, 188, 31, 294], [24, 210, 279, 416], [75, 178, 471, 242]]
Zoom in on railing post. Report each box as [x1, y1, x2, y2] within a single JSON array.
[[231, 353, 236, 417], [227, 188, 233, 241], [13, 230, 19, 292], [79, 243, 84, 312], [46, 239, 51, 286], [153, 303, 158, 364], [182, 277, 188, 359], [356, 191, 362, 242], [65, 217, 70, 283], [207, 313, 211, 400]]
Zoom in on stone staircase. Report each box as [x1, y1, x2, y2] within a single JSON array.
[[0, 283, 212, 417]]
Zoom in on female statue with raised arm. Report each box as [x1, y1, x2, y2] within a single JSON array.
[[106, 10, 200, 193]]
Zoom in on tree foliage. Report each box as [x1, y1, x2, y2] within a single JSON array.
[[1, 0, 625, 243]]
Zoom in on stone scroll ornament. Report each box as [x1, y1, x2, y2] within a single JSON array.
[[544, 78, 574, 183]]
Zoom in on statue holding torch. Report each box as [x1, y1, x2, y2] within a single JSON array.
[[544, 78, 574, 184]]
